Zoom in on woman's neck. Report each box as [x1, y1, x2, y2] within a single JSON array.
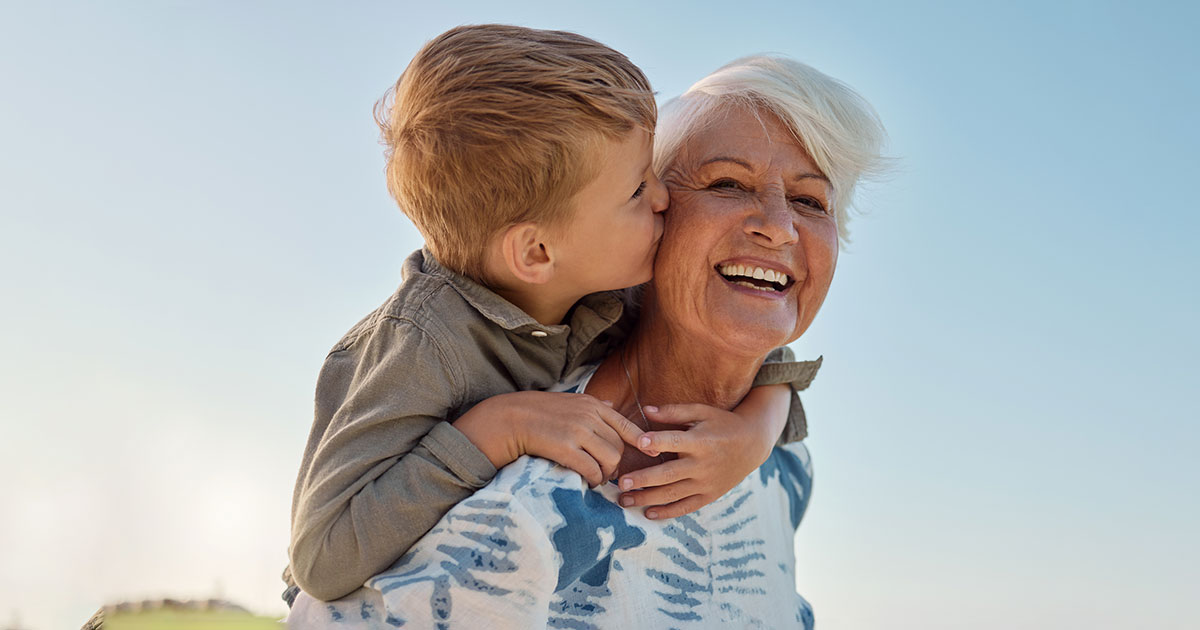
[[617, 310, 764, 413], [582, 301, 770, 478]]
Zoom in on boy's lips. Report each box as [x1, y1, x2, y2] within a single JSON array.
[[649, 223, 665, 251]]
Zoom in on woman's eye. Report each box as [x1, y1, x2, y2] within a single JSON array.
[[631, 182, 647, 200], [709, 178, 743, 191], [792, 196, 827, 213]]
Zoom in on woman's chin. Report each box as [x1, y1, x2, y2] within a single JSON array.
[[704, 307, 799, 356]]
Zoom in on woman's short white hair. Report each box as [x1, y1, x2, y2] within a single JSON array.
[[655, 55, 889, 243]]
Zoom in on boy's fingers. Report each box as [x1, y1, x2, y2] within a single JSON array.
[[556, 449, 605, 487], [579, 433, 623, 482], [618, 458, 689, 491], [595, 404, 645, 446], [641, 403, 713, 425], [643, 494, 709, 520], [637, 430, 693, 455], [618, 481, 698, 511]]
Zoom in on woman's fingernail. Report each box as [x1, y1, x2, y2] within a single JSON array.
[[646, 510, 658, 519], [621, 478, 633, 490], [644, 405, 658, 413], [639, 436, 651, 448], [621, 496, 633, 507]]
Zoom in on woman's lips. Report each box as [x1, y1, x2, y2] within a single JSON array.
[[714, 261, 794, 293]]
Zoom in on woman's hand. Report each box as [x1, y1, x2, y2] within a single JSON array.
[[617, 384, 791, 519], [453, 390, 646, 487]]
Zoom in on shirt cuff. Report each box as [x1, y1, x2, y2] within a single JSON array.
[[753, 355, 823, 391], [778, 392, 809, 444], [420, 421, 499, 488]]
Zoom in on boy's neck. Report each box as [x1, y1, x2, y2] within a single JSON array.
[[493, 284, 581, 326], [478, 237, 588, 326]]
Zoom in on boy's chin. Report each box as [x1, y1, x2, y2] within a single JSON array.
[[617, 271, 653, 292]]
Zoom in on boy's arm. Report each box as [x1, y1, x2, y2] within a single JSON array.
[[289, 319, 497, 602], [756, 347, 823, 444], [289, 318, 644, 602]]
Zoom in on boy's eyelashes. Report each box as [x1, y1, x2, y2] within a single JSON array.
[[630, 181, 647, 200]]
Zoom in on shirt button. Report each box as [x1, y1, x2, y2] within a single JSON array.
[[530, 330, 548, 338]]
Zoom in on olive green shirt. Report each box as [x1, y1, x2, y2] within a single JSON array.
[[287, 248, 821, 602]]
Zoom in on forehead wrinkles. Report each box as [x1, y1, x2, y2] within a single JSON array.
[[693, 124, 815, 179]]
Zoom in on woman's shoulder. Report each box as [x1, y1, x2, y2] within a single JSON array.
[[754, 443, 814, 530]]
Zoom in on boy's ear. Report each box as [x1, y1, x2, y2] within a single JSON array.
[[499, 222, 555, 285]]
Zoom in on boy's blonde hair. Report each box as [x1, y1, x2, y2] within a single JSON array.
[[376, 24, 657, 281]]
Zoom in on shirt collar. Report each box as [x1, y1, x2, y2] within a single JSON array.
[[405, 248, 625, 338]]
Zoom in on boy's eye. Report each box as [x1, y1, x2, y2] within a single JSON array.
[[631, 181, 647, 200]]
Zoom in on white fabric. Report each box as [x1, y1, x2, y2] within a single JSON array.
[[289, 367, 815, 629]]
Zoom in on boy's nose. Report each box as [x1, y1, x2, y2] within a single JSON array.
[[649, 174, 669, 213]]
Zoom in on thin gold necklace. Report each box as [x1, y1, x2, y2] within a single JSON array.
[[620, 346, 666, 464]]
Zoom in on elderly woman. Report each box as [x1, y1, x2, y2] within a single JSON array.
[[289, 54, 885, 629]]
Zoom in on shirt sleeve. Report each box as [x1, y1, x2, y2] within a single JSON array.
[[753, 348, 824, 444], [289, 317, 499, 601]]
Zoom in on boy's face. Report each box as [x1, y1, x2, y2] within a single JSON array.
[[552, 128, 668, 295]]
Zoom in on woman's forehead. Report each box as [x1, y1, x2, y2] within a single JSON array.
[[676, 121, 825, 190], [680, 108, 823, 179]]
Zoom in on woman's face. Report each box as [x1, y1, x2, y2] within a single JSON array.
[[652, 106, 838, 358]]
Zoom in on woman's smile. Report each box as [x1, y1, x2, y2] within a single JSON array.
[[715, 259, 797, 296]]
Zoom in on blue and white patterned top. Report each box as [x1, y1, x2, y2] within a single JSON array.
[[288, 365, 814, 629]]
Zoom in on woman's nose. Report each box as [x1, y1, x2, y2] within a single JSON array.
[[745, 195, 799, 247]]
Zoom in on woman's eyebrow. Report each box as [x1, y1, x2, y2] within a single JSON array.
[[700, 156, 830, 184], [793, 172, 831, 184], [699, 156, 753, 170]]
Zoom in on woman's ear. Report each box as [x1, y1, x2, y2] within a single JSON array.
[[499, 222, 555, 285]]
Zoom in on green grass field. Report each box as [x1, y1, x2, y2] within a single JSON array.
[[104, 609, 283, 630]]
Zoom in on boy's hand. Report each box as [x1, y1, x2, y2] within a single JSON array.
[[453, 391, 645, 487], [616, 384, 791, 519]]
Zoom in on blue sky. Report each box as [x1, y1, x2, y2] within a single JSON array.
[[1, 1, 1196, 628]]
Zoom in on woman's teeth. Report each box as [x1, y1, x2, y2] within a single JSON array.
[[717, 263, 790, 291]]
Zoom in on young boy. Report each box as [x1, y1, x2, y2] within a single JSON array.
[[285, 24, 813, 604]]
